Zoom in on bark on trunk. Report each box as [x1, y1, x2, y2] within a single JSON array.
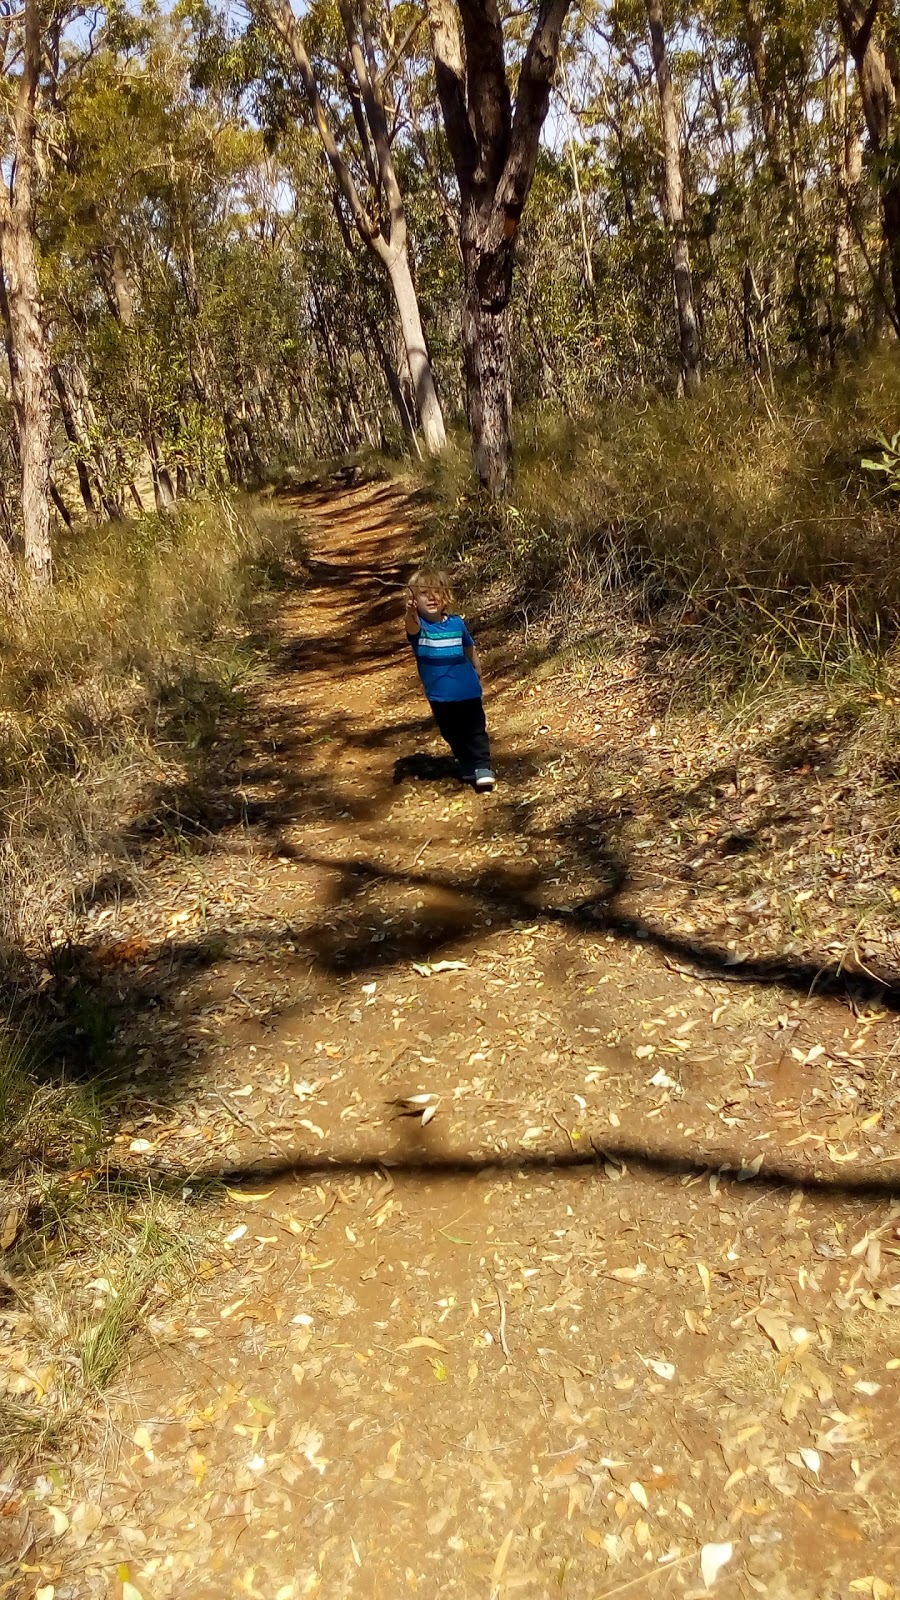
[[462, 277, 512, 500], [385, 249, 446, 454], [645, 0, 701, 392], [838, 0, 900, 327], [0, 0, 52, 586]]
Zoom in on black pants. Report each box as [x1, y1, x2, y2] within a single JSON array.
[[430, 697, 491, 774]]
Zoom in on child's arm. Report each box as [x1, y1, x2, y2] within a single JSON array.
[[464, 642, 482, 679], [461, 618, 481, 679], [404, 587, 421, 636]]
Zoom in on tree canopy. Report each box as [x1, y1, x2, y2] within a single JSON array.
[[0, 0, 895, 571]]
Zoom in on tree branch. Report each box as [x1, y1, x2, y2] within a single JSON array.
[[254, 0, 387, 259], [339, 0, 407, 252], [457, 0, 512, 195], [498, 0, 572, 226], [424, 0, 478, 192]]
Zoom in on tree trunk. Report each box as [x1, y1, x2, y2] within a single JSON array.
[[645, 0, 701, 392], [0, 0, 52, 586], [838, 0, 900, 328], [744, 0, 786, 183], [49, 479, 73, 529], [148, 433, 176, 513], [424, 0, 573, 497], [52, 366, 97, 519], [461, 275, 512, 499], [385, 249, 446, 454], [259, 0, 447, 457], [367, 315, 417, 441], [833, 51, 864, 347]]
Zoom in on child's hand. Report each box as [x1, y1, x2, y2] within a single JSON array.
[[404, 586, 421, 633]]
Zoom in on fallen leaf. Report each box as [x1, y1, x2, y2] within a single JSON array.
[[397, 1336, 446, 1352], [225, 1188, 274, 1203], [69, 1501, 103, 1547], [642, 1358, 675, 1381], [701, 1542, 733, 1588], [629, 1480, 649, 1510], [490, 1529, 514, 1594], [1, 1209, 21, 1250], [756, 1308, 793, 1354]]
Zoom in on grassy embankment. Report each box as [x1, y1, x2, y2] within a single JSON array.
[[0, 492, 306, 1466], [422, 353, 900, 991]]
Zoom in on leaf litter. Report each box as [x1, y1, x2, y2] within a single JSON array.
[[4, 483, 900, 1600]]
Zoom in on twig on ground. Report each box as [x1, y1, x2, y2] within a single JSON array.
[[594, 1551, 696, 1599], [551, 1111, 578, 1152], [212, 1089, 295, 1161], [494, 1276, 511, 1361]]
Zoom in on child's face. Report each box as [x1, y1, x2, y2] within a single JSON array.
[[413, 585, 445, 621]]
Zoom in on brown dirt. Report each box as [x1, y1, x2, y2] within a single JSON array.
[[5, 480, 900, 1600]]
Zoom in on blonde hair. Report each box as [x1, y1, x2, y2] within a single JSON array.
[[409, 566, 455, 608]]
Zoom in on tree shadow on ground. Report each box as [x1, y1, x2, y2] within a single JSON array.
[[5, 480, 900, 1183]]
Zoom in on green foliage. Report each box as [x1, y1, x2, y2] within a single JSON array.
[[861, 431, 900, 494]]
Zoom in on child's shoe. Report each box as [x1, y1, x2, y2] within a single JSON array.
[[474, 767, 495, 791]]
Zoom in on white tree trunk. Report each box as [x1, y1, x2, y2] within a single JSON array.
[[386, 249, 446, 455], [646, 0, 702, 392]]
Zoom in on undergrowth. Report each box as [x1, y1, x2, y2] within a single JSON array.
[[423, 352, 900, 696], [0, 490, 306, 946]]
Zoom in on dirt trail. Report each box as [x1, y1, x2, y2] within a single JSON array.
[[11, 482, 900, 1600]]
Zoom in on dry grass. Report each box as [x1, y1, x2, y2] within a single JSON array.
[[0, 491, 306, 946], [0, 488, 305, 1471], [424, 351, 900, 693], [0, 1185, 196, 1469]]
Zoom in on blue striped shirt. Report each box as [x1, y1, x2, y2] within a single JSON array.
[[408, 614, 482, 703]]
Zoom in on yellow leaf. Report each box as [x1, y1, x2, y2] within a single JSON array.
[[225, 1189, 274, 1203], [491, 1530, 514, 1590], [397, 1336, 446, 1352]]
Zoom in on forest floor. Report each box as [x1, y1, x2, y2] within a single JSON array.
[[4, 479, 900, 1600]]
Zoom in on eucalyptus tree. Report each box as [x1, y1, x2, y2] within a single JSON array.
[[253, 0, 447, 454], [424, 0, 574, 498]]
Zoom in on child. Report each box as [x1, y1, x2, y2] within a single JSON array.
[[404, 566, 495, 791]]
